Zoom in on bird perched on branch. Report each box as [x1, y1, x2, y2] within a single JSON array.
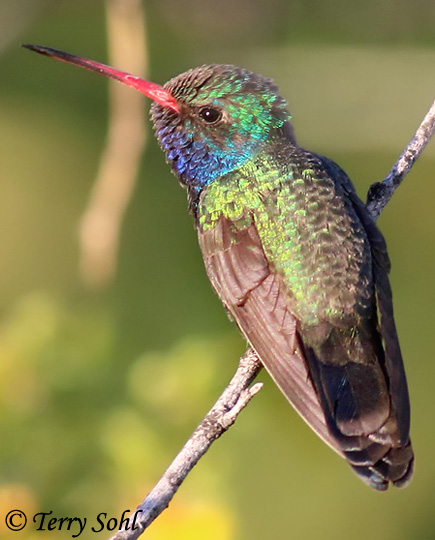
[[24, 45, 413, 490]]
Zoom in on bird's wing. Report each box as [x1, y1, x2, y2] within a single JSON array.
[[309, 155, 414, 487], [319, 154, 412, 446], [197, 214, 343, 455]]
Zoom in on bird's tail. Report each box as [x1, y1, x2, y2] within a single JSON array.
[[302, 325, 414, 491]]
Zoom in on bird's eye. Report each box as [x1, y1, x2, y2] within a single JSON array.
[[198, 107, 222, 124]]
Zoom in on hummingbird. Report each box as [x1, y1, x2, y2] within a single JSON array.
[[24, 44, 414, 490]]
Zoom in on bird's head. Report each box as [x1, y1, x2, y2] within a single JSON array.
[[23, 46, 294, 201], [151, 64, 292, 193]]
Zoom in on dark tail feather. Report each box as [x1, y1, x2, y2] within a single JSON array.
[[303, 339, 414, 490], [349, 443, 414, 490]]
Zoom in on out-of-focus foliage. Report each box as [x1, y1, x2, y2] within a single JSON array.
[[0, 1, 435, 539]]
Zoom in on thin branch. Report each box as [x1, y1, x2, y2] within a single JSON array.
[[366, 98, 435, 220], [109, 348, 262, 540], [79, 0, 148, 288], [108, 97, 435, 540]]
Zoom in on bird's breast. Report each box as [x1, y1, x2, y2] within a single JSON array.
[[197, 155, 374, 329]]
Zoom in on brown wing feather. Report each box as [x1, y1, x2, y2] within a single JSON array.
[[198, 216, 343, 455], [198, 212, 414, 490]]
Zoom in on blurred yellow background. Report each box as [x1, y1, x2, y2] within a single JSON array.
[[0, 1, 434, 539]]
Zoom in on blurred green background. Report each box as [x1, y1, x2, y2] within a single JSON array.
[[1, 1, 435, 539]]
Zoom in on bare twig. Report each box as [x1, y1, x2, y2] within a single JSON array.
[[108, 97, 435, 539], [79, 0, 148, 288], [109, 348, 262, 540], [366, 98, 435, 220]]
